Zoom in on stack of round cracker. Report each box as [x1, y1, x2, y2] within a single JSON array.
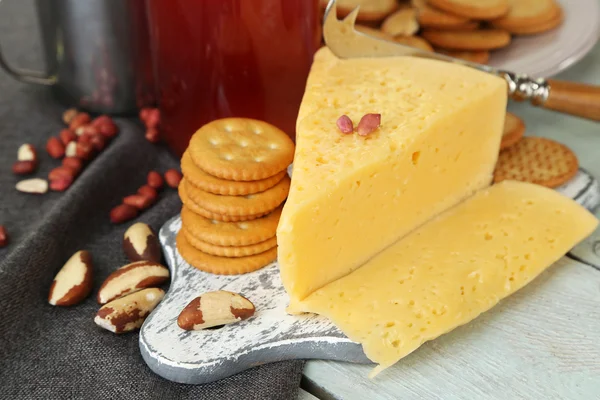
[[323, 0, 564, 65], [176, 118, 294, 275]]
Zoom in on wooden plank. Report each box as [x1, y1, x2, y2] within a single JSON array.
[[297, 388, 320, 400], [570, 224, 600, 269], [303, 258, 600, 399]]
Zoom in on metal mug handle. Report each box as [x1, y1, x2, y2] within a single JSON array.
[[0, 41, 56, 85]]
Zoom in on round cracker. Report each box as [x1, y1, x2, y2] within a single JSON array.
[[179, 182, 269, 222], [501, 5, 563, 35], [413, 0, 478, 30], [176, 231, 276, 275], [494, 137, 579, 188], [437, 49, 490, 64], [180, 204, 282, 247], [500, 112, 525, 150], [181, 151, 287, 196], [183, 176, 290, 217], [491, 0, 559, 31], [182, 228, 277, 258], [323, 0, 399, 22], [423, 21, 480, 31], [421, 29, 511, 51], [381, 8, 419, 37], [395, 35, 434, 51], [427, 0, 509, 20], [188, 118, 294, 181]]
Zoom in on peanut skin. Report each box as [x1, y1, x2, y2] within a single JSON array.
[[357, 113, 381, 136], [336, 115, 354, 134]]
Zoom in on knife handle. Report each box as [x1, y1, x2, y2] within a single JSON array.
[[504, 72, 600, 122], [542, 79, 600, 121]]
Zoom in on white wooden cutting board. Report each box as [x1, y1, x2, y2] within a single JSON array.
[[139, 169, 600, 385]]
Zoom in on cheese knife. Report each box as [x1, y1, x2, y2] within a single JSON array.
[[323, 0, 600, 121]]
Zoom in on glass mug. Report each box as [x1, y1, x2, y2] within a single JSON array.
[[146, 0, 322, 156]]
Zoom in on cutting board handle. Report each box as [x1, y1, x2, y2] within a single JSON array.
[[543, 79, 600, 121]]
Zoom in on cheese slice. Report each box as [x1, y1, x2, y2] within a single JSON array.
[[296, 181, 598, 376], [278, 48, 507, 306]]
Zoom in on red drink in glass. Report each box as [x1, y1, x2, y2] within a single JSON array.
[[147, 0, 322, 156]]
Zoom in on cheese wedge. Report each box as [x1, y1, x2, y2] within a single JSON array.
[[296, 181, 598, 376], [278, 48, 507, 306]]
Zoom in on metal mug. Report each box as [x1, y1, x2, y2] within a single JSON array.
[[0, 0, 154, 115]]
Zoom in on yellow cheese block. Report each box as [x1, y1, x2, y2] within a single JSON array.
[[278, 48, 507, 306], [296, 181, 598, 376]]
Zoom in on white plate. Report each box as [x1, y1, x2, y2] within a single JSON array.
[[488, 0, 600, 77]]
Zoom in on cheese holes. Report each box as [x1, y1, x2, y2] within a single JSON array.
[[391, 340, 401, 348], [484, 232, 493, 240], [411, 151, 421, 165]]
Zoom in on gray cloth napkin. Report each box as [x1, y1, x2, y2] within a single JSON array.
[[0, 2, 304, 399]]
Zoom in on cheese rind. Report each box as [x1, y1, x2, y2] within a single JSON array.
[[296, 181, 598, 375], [278, 48, 507, 305]]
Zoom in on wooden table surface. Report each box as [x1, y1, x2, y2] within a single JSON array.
[[299, 40, 600, 400]]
